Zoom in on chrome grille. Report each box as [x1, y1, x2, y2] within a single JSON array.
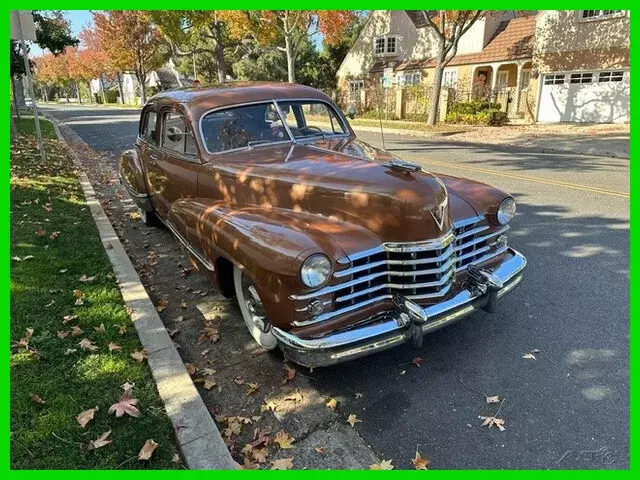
[[292, 215, 509, 327]]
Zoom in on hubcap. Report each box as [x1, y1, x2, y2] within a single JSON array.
[[242, 277, 270, 333]]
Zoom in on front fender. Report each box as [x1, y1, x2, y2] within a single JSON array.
[[168, 198, 354, 329]]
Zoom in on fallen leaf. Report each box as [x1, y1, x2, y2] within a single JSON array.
[[94, 323, 106, 334], [315, 447, 328, 454], [253, 447, 269, 463], [326, 398, 338, 410], [78, 338, 98, 352], [71, 326, 83, 336], [283, 365, 296, 383], [73, 289, 84, 298], [75, 298, 84, 306], [156, 298, 168, 312], [109, 393, 140, 418], [233, 377, 245, 386], [180, 301, 187, 309], [246, 382, 259, 396], [32, 394, 46, 405], [35, 228, 45, 237], [284, 391, 303, 403], [121, 382, 135, 395], [412, 450, 429, 470], [63, 314, 77, 324], [117, 324, 127, 335], [370, 459, 394, 470], [131, 349, 148, 362], [45, 300, 55, 307], [185, 363, 198, 375], [76, 407, 98, 428], [479, 415, 506, 431], [347, 414, 361, 427], [198, 326, 220, 344], [241, 457, 260, 470], [138, 439, 158, 460], [108, 342, 122, 352], [532, 348, 541, 354], [79, 274, 96, 282], [522, 353, 536, 360], [88, 430, 112, 450], [412, 356, 425, 367], [49, 231, 60, 240], [486, 395, 501, 404], [261, 401, 277, 413], [64, 348, 77, 355], [167, 328, 179, 337], [171, 453, 182, 464], [270, 458, 294, 470], [274, 430, 295, 449], [204, 379, 217, 390], [355, 392, 363, 399], [57, 330, 69, 339]]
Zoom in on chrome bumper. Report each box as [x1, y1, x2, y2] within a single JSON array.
[[272, 248, 526, 367]]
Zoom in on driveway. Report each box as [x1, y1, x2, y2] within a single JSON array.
[[42, 104, 630, 469]]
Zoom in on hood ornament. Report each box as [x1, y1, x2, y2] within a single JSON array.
[[430, 198, 448, 231], [381, 158, 422, 174]]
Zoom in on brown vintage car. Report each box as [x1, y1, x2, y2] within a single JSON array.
[[119, 82, 526, 367]]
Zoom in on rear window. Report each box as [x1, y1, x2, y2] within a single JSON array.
[[200, 103, 288, 153]]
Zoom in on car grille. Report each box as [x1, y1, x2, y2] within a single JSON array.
[[293, 216, 509, 326]]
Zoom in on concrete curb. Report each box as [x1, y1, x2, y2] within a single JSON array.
[[48, 117, 238, 470]]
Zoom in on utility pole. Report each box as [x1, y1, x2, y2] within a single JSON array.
[[11, 10, 46, 162]]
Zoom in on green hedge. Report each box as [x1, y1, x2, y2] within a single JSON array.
[[446, 100, 508, 126]]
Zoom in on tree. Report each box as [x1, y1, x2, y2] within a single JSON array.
[[151, 10, 252, 84], [252, 10, 357, 84], [421, 10, 485, 125], [10, 11, 77, 108], [93, 11, 166, 103], [79, 28, 113, 103]]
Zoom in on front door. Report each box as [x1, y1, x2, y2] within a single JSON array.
[[146, 108, 200, 219]]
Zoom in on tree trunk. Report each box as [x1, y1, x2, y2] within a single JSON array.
[[116, 72, 125, 104], [11, 75, 21, 120], [100, 77, 107, 104], [427, 56, 445, 126], [13, 75, 26, 110], [139, 72, 147, 104], [213, 23, 227, 84], [284, 33, 296, 83], [76, 81, 83, 103]]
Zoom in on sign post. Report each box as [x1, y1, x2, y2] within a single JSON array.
[[11, 10, 46, 162]]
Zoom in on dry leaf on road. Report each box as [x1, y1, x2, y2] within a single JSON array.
[[246, 382, 259, 396], [412, 356, 425, 367], [486, 395, 501, 404], [274, 430, 295, 449], [284, 391, 303, 403], [76, 407, 98, 428], [522, 353, 536, 360], [270, 458, 294, 470], [315, 447, 328, 454], [347, 414, 361, 427], [479, 415, 506, 431], [283, 365, 296, 383], [326, 398, 338, 410], [138, 439, 158, 460], [412, 450, 429, 470], [204, 379, 217, 390], [156, 298, 168, 312], [370, 459, 394, 470]]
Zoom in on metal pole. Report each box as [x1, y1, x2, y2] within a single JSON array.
[[15, 11, 46, 162]]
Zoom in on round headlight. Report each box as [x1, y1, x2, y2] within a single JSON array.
[[497, 197, 516, 225], [300, 254, 332, 288]]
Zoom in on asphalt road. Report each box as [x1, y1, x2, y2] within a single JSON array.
[[42, 104, 629, 469]]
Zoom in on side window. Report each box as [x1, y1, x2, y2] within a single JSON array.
[[161, 111, 197, 157], [141, 111, 157, 145]]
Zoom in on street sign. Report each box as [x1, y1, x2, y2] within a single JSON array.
[[10, 11, 36, 42]]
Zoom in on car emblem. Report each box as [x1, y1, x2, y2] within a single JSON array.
[[430, 201, 447, 231]]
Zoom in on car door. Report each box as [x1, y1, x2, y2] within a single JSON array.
[[146, 107, 201, 219], [136, 106, 159, 181]]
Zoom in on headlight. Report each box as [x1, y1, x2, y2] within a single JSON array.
[[300, 254, 332, 288], [497, 197, 516, 225]]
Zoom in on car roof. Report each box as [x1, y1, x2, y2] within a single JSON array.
[[147, 82, 334, 120]]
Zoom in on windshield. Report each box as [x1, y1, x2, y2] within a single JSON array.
[[200, 100, 347, 153]]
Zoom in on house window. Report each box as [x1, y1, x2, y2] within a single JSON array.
[[443, 69, 458, 87], [544, 74, 566, 85], [520, 70, 531, 89], [374, 37, 385, 55], [373, 36, 399, 56], [570, 72, 593, 84], [398, 71, 421, 86], [582, 10, 623, 19], [386, 37, 397, 54], [598, 71, 624, 82], [349, 79, 365, 93], [496, 71, 509, 88]]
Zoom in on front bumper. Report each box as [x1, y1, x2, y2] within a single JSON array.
[[272, 248, 526, 367]]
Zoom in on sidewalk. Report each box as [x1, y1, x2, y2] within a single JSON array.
[[349, 122, 630, 159]]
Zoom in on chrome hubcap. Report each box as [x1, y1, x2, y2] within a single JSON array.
[[242, 277, 270, 333]]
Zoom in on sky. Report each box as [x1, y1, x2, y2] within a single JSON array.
[[30, 10, 93, 56]]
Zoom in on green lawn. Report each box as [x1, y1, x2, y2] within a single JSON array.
[[10, 125, 179, 469], [13, 116, 57, 139]]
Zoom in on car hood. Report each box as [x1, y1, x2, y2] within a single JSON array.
[[198, 138, 479, 246]]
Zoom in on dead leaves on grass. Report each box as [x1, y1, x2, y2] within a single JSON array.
[[76, 407, 98, 428], [108, 391, 140, 418], [130, 349, 148, 363], [87, 430, 112, 450], [138, 439, 158, 460]]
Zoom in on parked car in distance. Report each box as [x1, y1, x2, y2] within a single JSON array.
[[24, 97, 34, 108], [119, 82, 526, 367]]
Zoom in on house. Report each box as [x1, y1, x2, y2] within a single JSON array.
[[90, 59, 193, 105], [533, 10, 630, 123], [336, 10, 629, 123]]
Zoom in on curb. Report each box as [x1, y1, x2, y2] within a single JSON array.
[[48, 117, 238, 470]]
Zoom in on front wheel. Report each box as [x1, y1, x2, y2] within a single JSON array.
[[233, 266, 278, 350]]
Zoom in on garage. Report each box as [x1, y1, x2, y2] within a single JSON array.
[[537, 69, 629, 123]]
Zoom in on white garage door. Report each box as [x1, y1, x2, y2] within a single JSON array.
[[538, 70, 629, 123]]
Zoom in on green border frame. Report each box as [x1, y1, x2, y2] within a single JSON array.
[[6, 3, 633, 474]]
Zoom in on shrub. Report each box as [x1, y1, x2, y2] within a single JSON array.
[[448, 100, 501, 115], [446, 108, 507, 126]]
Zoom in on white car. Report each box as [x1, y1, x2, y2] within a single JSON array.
[[24, 98, 34, 108]]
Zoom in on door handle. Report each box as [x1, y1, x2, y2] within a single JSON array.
[[149, 154, 159, 163]]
